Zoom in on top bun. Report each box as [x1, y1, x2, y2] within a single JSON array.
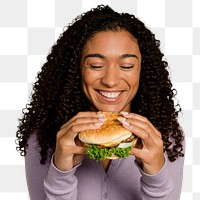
[[78, 112, 132, 146]]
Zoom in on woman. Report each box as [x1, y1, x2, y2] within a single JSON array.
[[16, 5, 185, 200]]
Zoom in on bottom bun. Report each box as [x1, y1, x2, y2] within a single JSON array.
[[106, 155, 120, 160]]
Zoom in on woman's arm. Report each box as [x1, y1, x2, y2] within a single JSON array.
[[43, 156, 81, 200], [136, 153, 184, 200], [118, 112, 185, 199], [25, 133, 81, 200], [135, 137, 185, 200], [25, 112, 103, 199]]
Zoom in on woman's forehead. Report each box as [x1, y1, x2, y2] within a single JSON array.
[[82, 31, 141, 60]]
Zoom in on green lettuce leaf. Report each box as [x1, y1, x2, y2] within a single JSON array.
[[85, 144, 132, 160]]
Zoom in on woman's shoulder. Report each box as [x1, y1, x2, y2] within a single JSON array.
[[26, 131, 53, 163], [27, 131, 40, 150]]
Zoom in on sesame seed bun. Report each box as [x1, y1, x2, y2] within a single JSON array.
[[78, 112, 132, 146]]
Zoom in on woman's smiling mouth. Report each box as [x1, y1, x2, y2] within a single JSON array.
[[98, 90, 122, 99]]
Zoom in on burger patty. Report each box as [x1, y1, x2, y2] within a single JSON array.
[[122, 135, 135, 143], [97, 135, 135, 148], [82, 135, 137, 148]]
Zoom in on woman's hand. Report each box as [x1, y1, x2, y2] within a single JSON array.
[[54, 112, 105, 171], [118, 112, 165, 175]]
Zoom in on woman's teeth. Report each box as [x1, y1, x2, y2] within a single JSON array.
[[99, 91, 121, 99]]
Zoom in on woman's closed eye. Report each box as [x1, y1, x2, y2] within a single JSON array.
[[88, 65, 104, 69], [87, 63, 135, 70], [120, 65, 135, 69]]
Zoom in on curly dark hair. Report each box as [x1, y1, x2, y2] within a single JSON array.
[[16, 5, 184, 164]]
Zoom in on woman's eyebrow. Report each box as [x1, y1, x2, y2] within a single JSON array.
[[84, 53, 139, 60], [121, 54, 139, 60], [84, 54, 105, 60]]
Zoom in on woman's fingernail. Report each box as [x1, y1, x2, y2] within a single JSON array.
[[120, 111, 129, 116], [94, 122, 104, 127], [122, 121, 130, 127], [97, 113, 105, 117], [117, 117, 126, 122], [98, 118, 107, 122]]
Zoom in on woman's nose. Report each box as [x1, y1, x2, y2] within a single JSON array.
[[101, 66, 120, 87]]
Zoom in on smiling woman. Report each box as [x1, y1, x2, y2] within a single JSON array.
[[81, 31, 141, 112], [16, 5, 184, 200]]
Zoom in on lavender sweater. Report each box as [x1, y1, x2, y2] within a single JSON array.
[[25, 134, 184, 200]]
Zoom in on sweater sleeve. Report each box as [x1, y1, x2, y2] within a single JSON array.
[[136, 155, 173, 199], [25, 133, 81, 200], [135, 149, 185, 200], [43, 156, 81, 200]]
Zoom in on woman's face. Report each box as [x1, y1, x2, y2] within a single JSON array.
[[81, 30, 141, 112]]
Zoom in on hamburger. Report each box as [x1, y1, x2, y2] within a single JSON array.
[[78, 112, 140, 160]]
